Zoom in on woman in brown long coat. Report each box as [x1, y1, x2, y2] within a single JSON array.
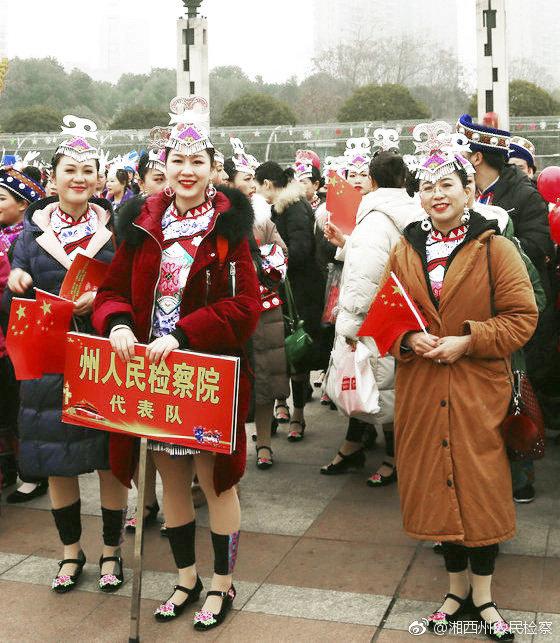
[[383, 134, 538, 640]]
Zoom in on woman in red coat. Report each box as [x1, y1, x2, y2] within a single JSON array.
[[92, 97, 261, 632]]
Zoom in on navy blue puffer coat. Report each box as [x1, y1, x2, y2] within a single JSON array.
[[2, 197, 115, 478]]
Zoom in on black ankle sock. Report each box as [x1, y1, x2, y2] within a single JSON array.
[[167, 521, 196, 569], [52, 500, 82, 546], [101, 506, 127, 547], [211, 530, 240, 575]]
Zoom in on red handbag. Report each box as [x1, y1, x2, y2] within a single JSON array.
[[501, 370, 545, 461], [487, 239, 545, 461]]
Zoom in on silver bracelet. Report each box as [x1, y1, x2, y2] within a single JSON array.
[[109, 324, 132, 335]]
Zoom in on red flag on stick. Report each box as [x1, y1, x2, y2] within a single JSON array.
[[326, 170, 362, 235], [34, 289, 75, 374], [6, 298, 42, 379], [6, 290, 75, 379], [358, 272, 428, 356]]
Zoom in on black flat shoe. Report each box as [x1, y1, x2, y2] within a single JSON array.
[[51, 550, 86, 594], [193, 585, 236, 631], [366, 461, 397, 487], [473, 600, 515, 641], [98, 553, 124, 592], [256, 446, 273, 470], [125, 500, 160, 532], [427, 588, 473, 634], [154, 577, 203, 621], [287, 420, 306, 442], [6, 480, 49, 504], [320, 449, 365, 475]]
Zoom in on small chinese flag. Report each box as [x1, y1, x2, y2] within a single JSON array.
[[326, 170, 362, 235], [34, 289, 75, 374], [6, 298, 42, 379], [59, 254, 110, 302], [358, 272, 428, 356]]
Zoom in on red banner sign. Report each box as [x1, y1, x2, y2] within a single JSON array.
[[62, 333, 240, 455]]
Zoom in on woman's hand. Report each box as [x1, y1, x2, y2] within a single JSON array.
[[73, 291, 96, 316], [324, 221, 346, 248], [423, 335, 471, 365], [110, 326, 137, 363], [145, 335, 179, 364], [403, 331, 439, 356], [8, 268, 33, 294]]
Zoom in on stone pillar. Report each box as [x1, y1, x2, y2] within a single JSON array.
[[476, 0, 509, 129], [176, 9, 209, 101]]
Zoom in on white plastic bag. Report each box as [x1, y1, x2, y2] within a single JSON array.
[[324, 338, 380, 421]]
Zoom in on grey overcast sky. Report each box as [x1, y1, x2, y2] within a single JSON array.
[[3, 0, 315, 82]]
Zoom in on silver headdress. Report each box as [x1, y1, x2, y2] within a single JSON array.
[[56, 115, 99, 162]]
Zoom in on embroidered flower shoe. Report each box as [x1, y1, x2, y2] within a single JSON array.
[[154, 577, 203, 622], [98, 554, 124, 592], [193, 585, 236, 631], [51, 550, 86, 594]]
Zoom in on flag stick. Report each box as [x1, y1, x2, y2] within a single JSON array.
[[129, 437, 148, 643], [390, 271, 430, 338]]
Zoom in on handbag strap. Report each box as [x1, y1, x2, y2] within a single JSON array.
[[486, 236, 518, 398], [283, 277, 300, 324]]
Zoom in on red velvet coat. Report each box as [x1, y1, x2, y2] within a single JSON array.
[[92, 186, 261, 493]]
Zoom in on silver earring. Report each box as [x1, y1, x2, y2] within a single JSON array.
[[421, 218, 432, 232], [461, 208, 470, 225], [164, 185, 175, 198], [206, 182, 216, 200]]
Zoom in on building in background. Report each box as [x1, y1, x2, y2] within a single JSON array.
[[505, 0, 560, 87], [95, 0, 151, 82], [312, 0, 560, 90], [312, 0, 460, 64]]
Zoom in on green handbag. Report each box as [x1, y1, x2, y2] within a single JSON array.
[[283, 278, 314, 371]]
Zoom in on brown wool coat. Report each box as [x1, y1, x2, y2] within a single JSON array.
[[252, 218, 290, 404], [384, 224, 538, 547]]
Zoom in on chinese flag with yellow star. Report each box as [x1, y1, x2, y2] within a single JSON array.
[[357, 273, 427, 356], [326, 170, 362, 235], [34, 289, 74, 374], [5, 298, 42, 379]]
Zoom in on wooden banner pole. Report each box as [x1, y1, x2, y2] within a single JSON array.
[[128, 437, 148, 643]]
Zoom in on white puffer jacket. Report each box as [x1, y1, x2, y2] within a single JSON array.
[[334, 188, 423, 423]]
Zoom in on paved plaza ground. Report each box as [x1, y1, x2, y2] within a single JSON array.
[[1, 389, 560, 642]]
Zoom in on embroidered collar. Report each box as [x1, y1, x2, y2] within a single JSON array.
[[0, 221, 24, 252], [478, 177, 499, 198], [171, 199, 213, 219], [429, 225, 468, 243], [51, 206, 92, 228], [309, 194, 321, 211]]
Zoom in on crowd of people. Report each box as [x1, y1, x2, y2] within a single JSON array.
[[0, 98, 558, 640]]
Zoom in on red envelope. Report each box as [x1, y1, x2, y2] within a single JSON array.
[[59, 253, 110, 302]]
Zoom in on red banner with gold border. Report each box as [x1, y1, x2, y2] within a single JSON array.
[[62, 333, 240, 455]]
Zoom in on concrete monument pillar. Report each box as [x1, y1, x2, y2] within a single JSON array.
[[176, 1, 209, 102], [476, 0, 509, 129]]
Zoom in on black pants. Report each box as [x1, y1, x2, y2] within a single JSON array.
[[441, 542, 499, 576], [346, 419, 394, 457]]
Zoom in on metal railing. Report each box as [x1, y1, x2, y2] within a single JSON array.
[[1, 116, 559, 168]]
